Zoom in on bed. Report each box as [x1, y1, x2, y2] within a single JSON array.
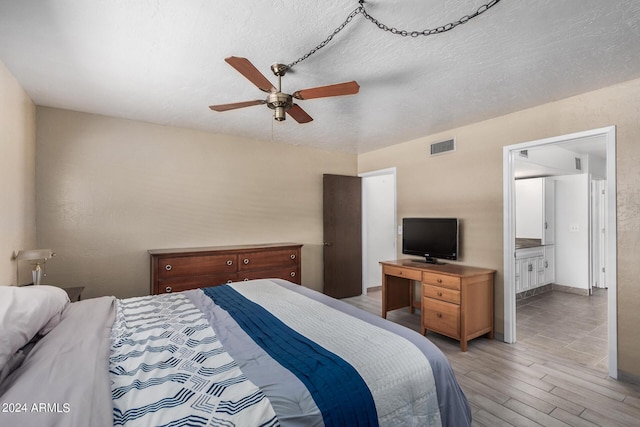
[[0, 279, 471, 426]]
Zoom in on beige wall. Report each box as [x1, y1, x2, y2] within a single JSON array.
[[0, 61, 36, 285], [358, 77, 640, 378], [36, 107, 357, 298]]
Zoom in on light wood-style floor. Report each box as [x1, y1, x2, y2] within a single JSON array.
[[342, 289, 640, 427], [517, 288, 608, 371]]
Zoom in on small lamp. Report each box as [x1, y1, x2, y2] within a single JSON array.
[[15, 249, 55, 286]]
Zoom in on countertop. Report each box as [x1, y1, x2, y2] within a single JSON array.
[[515, 238, 543, 249]]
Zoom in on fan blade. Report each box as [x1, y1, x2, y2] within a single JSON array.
[[287, 104, 313, 123], [292, 81, 359, 100], [209, 100, 266, 112], [225, 56, 275, 93]]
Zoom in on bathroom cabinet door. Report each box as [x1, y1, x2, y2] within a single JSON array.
[[515, 177, 555, 244], [543, 245, 556, 285], [543, 178, 555, 244]]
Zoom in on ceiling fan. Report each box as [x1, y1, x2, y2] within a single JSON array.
[[209, 56, 360, 123]]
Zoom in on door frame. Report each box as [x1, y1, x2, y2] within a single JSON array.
[[502, 126, 617, 379], [360, 167, 397, 294]]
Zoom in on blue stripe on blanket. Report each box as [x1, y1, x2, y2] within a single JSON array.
[[202, 285, 379, 427]]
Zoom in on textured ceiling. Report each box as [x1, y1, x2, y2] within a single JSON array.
[[1, 0, 639, 153]]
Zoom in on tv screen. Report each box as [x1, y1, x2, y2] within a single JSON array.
[[402, 218, 459, 263]]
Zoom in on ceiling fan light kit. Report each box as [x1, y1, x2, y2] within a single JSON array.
[[209, 0, 502, 124], [267, 92, 292, 122]]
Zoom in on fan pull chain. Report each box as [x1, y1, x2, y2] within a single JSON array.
[[287, 0, 502, 69]]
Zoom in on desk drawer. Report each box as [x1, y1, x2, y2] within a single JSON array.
[[383, 265, 422, 281], [422, 272, 461, 290], [423, 283, 460, 304], [423, 298, 460, 339]]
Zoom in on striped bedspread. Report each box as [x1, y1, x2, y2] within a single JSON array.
[[109, 293, 278, 427], [109, 279, 457, 426]]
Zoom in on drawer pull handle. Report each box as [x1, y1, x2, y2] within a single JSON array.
[[165, 264, 172, 271], [226, 280, 233, 284], [165, 286, 172, 293], [437, 278, 442, 283], [243, 278, 249, 281], [243, 258, 250, 265], [290, 254, 296, 260], [437, 292, 443, 296], [226, 259, 233, 266], [290, 272, 296, 277], [436, 312, 442, 318]]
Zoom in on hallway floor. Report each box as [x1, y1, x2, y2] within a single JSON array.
[[516, 288, 608, 371]]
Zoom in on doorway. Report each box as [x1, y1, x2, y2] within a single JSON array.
[[503, 126, 617, 378], [360, 168, 397, 295]]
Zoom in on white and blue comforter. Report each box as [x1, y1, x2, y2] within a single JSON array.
[[109, 279, 470, 427]]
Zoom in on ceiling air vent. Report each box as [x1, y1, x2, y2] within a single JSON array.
[[430, 138, 456, 156], [519, 150, 529, 158]]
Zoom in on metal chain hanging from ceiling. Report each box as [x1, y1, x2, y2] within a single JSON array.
[[286, 0, 502, 69]]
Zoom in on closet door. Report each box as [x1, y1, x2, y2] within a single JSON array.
[[323, 174, 362, 298]]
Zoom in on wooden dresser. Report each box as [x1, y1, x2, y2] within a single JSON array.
[[150, 243, 302, 295], [380, 260, 495, 351]]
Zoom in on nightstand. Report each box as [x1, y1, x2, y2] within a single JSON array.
[[62, 286, 85, 302]]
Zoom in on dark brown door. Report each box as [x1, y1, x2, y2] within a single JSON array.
[[323, 174, 362, 298]]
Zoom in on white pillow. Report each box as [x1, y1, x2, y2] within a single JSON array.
[[0, 285, 70, 372]]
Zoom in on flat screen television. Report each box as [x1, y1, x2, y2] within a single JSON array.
[[402, 217, 459, 264]]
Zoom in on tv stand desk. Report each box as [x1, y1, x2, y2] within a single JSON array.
[[380, 259, 495, 351]]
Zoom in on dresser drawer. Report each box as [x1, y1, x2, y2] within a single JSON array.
[[423, 283, 460, 304], [422, 271, 461, 290], [423, 298, 460, 339], [238, 249, 299, 271], [157, 273, 238, 294], [157, 254, 237, 279], [383, 265, 422, 281], [239, 267, 301, 284]]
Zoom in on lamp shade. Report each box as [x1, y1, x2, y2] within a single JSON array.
[[15, 249, 54, 261]]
